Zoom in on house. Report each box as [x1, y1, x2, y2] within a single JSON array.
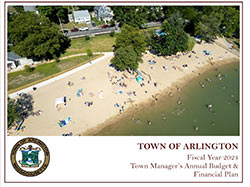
[[73, 10, 91, 23], [23, 6, 39, 14], [94, 6, 113, 23], [68, 14, 73, 22], [7, 51, 33, 71]]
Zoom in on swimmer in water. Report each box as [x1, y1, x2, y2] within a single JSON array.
[[211, 122, 215, 126]]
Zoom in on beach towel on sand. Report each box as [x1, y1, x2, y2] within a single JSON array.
[[57, 117, 71, 127]]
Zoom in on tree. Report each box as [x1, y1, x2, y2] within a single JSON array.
[[8, 98, 19, 128], [111, 25, 146, 71], [112, 6, 148, 27], [86, 49, 93, 58], [15, 93, 34, 119], [163, 6, 200, 35], [167, 11, 185, 30], [111, 45, 138, 71], [146, 6, 163, 22], [150, 20, 189, 56], [7, 93, 34, 128], [219, 6, 240, 38], [115, 24, 146, 62], [194, 13, 221, 42], [37, 6, 69, 24], [77, 6, 94, 12], [8, 11, 71, 61], [13, 6, 24, 13]]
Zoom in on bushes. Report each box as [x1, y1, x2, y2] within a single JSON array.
[[109, 31, 115, 37], [86, 49, 93, 57], [24, 65, 34, 72], [85, 36, 90, 41]]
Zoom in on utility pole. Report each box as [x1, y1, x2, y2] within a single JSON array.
[[57, 15, 64, 35]]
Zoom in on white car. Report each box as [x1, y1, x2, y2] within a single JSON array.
[[79, 27, 89, 31]]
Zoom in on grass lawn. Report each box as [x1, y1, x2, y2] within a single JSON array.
[[75, 22, 88, 28], [62, 22, 76, 30], [62, 34, 116, 57], [8, 54, 101, 93]]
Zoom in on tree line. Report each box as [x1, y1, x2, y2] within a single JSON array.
[[8, 6, 239, 63], [110, 6, 239, 71]]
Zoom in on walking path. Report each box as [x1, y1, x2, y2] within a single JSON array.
[[214, 36, 240, 57], [9, 52, 114, 99]]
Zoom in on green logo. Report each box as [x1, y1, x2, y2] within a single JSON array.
[[19, 145, 42, 168], [11, 138, 50, 177]]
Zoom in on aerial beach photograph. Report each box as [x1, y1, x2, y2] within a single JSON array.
[[6, 5, 240, 136]]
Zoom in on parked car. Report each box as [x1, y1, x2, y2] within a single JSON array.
[[91, 22, 96, 27], [71, 28, 79, 32], [79, 27, 89, 31], [61, 29, 69, 34], [102, 25, 109, 29]]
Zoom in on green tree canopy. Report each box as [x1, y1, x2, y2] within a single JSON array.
[[112, 6, 148, 27], [77, 6, 94, 12], [115, 24, 146, 61], [111, 45, 138, 71], [13, 6, 24, 13], [8, 97, 19, 128], [146, 6, 163, 22], [194, 13, 221, 42], [8, 11, 71, 61], [7, 93, 34, 128], [219, 6, 240, 38], [86, 49, 93, 57], [37, 6, 69, 24], [150, 20, 189, 56], [111, 24, 146, 71], [163, 6, 240, 39]]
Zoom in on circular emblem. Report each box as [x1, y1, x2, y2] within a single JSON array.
[[10, 137, 50, 177]]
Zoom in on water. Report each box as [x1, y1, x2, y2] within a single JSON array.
[[96, 62, 240, 136]]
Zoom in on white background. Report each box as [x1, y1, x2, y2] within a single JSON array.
[[1, 0, 249, 187]]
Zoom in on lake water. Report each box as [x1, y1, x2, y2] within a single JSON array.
[[95, 62, 240, 136]]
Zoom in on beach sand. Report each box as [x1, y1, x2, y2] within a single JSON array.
[[8, 38, 239, 136]]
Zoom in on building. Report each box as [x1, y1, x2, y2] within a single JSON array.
[[73, 10, 91, 23], [94, 6, 113, 23], [23, 6, 38, 14], [7, 51, 33, 71], [68, 14, 73, 22]]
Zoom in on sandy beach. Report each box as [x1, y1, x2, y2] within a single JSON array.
[[8, 38, 239, 136]]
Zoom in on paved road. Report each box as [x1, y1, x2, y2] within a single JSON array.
[[66, 22, 162, 39], [66, 27, 116, 38]]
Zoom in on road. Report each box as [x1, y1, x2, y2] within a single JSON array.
[[66, 27, 117, 39], [66, 22, 162, 39]]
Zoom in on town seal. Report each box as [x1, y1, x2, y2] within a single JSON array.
[[10, 137, 50, 177]]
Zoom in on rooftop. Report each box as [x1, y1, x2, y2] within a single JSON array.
[[23, 6, 37, 12], [8, 51, 22, 61], [73, 10, 90, 18]]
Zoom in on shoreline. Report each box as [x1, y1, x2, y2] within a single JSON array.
[[8, 38, 240, 136], [81, 57, 239, 136]]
